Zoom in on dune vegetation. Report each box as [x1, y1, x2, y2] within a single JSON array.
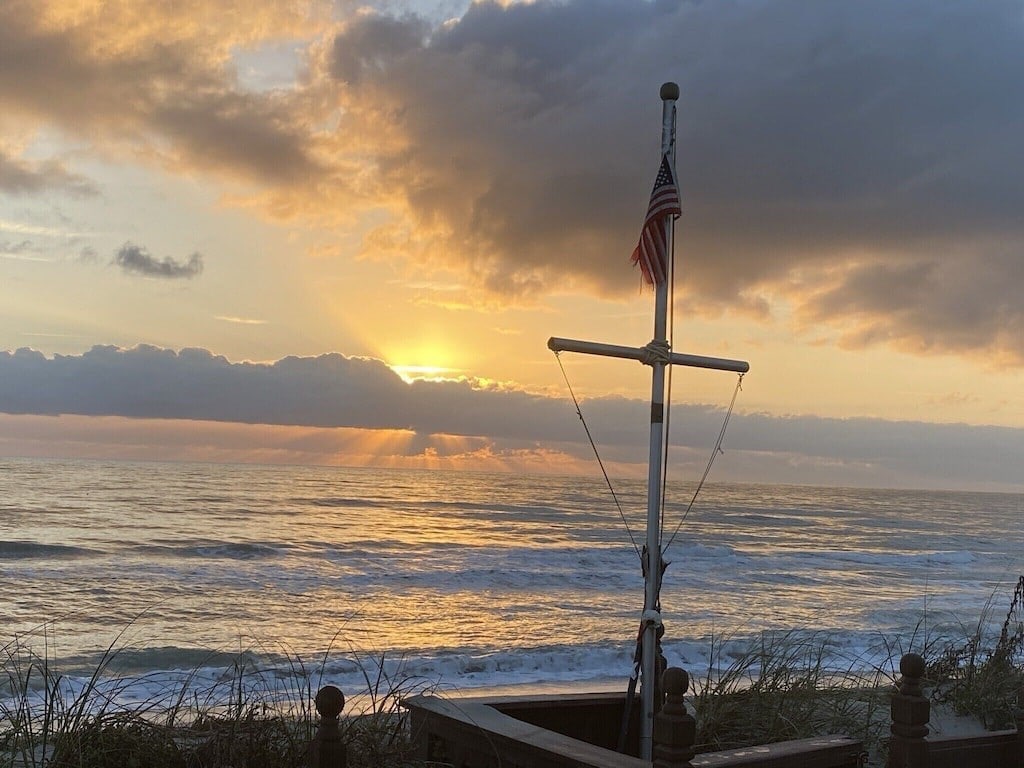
[[1, 576, 1021, 767]]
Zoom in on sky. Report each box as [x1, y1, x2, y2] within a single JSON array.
[[2, 0, 1023, 491]]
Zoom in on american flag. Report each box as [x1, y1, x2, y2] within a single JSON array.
[[630, 154, 681, 286]]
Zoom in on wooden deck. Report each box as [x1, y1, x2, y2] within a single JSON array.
[[404, 691, 865, 768]]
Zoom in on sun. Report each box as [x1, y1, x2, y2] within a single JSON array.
[[386, 342, 463, 383], [391, 363, 461, 383]]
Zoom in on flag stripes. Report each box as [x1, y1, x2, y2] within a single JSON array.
[[630, 154, 681, 286]]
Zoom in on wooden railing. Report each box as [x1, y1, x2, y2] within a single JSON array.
[[887, 652, 1024, 768], [308, 652, 1024, 768], [401, 669, 862, 767]]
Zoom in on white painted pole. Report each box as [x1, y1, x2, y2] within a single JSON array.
[[639, 81, 679, 762], [547, 337, 749, 374]]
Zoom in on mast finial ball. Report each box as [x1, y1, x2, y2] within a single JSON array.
[[660, 82, 680, 101]]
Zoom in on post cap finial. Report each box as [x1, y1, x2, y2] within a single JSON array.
[[900, 653, 926, 679], [660, 82, 680, 101], [315, 685, 346, 719], [662, 666, 689, 696]]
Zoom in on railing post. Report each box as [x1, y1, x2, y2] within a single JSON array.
[[653, 667, 696, 768], [310, 685, 347, 768], [1015, 681, 1024, 768], [888, 653, 929, 768]]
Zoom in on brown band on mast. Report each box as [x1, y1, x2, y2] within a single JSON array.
[[651, 403, 664, 423]]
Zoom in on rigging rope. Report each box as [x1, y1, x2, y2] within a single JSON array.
[[554, 351, 643, 561], [663, 372, 744, 554]]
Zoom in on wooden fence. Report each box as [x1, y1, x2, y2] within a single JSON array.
[[307, 653, 1024, 768], [888, 653, 1023, 768]]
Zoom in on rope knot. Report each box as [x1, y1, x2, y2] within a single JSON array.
[[639, 339, 671, 366], [641, 609, 663, 629]]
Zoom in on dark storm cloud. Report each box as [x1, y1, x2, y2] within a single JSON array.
[[1, 345, 1022, 489], [113, 243, 204, 279], [338, 0, 1024, 359], [800, 250, 1024, 355], [149, 90, 322, 185], [0, 150, 97, 196], [329, 14, 430, 84]]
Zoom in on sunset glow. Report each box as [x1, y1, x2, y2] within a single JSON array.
[[2, 0, 1023, 490], [390, 365, 462, 383]]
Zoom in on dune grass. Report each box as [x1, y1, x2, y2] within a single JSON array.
[[2, 577, 1021, 767], [926, 574, 1024, 730], [689, 574, 1024, 766], [0, 631, 429, 768], [691, 630, 893, 756]]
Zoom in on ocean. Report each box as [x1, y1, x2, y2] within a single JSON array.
[[1, 457, 1022, 710]]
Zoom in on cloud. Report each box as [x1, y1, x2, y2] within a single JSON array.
[[214, 315, 267, 325], [329, 12, 430, 85], [798, 249, 1024, 361], [4, 0, 1024, 364], [0, 239, 53, 262], [327, 0, 1024, 360], [0, 344, 553, 432], [1, 240, 33, 255], [0, 148, 97, 197], [113, 243, 204, 279], [0, 1, 324, 187], [1, 344, 1022, 491]]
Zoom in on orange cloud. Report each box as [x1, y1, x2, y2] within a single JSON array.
[[1, 0, 329, 188], [0, 413, 622, 476]]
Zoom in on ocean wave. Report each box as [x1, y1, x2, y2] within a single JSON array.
[[55, 646, 264, 675], [0, 540, 96, 559], [133, 541, 283, 560], [793, 549, 978, 568], [39, 642, 646, 704], [303, 496, 393, 509], [4, 632, 908, 715]]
